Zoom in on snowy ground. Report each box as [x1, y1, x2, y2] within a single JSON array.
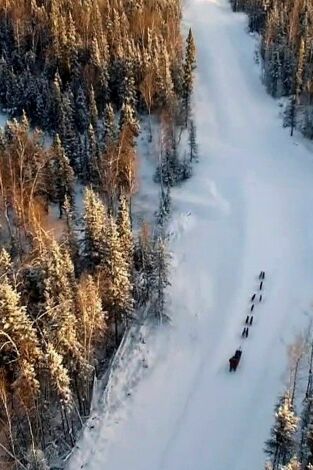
[[67, 0, 313, 469]]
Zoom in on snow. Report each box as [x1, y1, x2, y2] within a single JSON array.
[[132, 117, 162, 230], [67, 0, 313, 469], [0, 112, 7, 128]]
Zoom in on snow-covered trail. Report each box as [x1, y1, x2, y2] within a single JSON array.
[[68, 1, 313, 469]]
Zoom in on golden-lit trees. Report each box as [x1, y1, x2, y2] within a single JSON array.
[[0, 281, 42, 405], [77, 275, 107, 364], [0, 115, 49, 253]]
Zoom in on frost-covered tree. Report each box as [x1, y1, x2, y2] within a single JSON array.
[[103, 102, 117, 151], [188, 119, 198, 162], [150, 236, 171, 322], [83, 188, 107, 268], [265, 393, 299, 468], [75, 85, 89, 134], [155, 186, 171, 228], [77, 275, 106, 363], [182, 28, 197, 126], [134, 223, 155, 306], [232, 0, 313, 141], [89, 85, 99, 129], [0, 281, 42, 404], [39, 239, 83, 375], [117, 194, 133, 266], [0, 248, 12, 281], [119, 101, 140, 138], [281, 457, 301, 470], [26, 448, 49, 470], [63, 196, 79, 274], [45, 343, 71, 402], [155, 131, 191, 187], [102, 216, 133, 344], [51, 134, 75, 217], [85, 123, 99, 183], [284, 96, 297, 137]]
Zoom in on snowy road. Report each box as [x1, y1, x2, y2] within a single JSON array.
[[68, 1, 313, 469]]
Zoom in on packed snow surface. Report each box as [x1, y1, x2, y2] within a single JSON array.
[[68, 0, 313, 469]]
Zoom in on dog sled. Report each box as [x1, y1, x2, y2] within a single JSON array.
[[229, 348, 242, 372]]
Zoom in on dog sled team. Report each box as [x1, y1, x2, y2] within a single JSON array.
[[228, 270, 266, 373]]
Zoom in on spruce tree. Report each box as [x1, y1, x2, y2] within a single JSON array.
[[151, 236, 171, 322], [40, 240, 79, 361], [119, 101, 140, 138], [281, 457, 301, 470], [134, 223, 155, 306], [117, 194, 133, 266], [0, 281, 42, 403], [51, 134, 75, 218], [26, 448, 49, 470], [265, 393, 299, 468], [188, 119, 198, 162], [102, 216, 133, 345], [89, 85, 99, 129], [63, 196, 79, 274], [75, 85, 89, 134], [83, 188, 107, 268], [103, 103, 117, 151], [45, 343, 72, 403], [86, 123, 99, 183], [77, 275, 106, 363], [182, 28, 197, 126]]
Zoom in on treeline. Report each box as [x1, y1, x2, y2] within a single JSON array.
[[0, 0, 195, 176], [231, 0, 313, 139], [264, 334, 313, 470], [0, 0, 198, 468], [0, 115, 171, 469]]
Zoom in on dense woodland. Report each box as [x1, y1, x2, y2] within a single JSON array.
[[231, 0, 313, 138], [0, 0, 197, 468], [263, 333, 313, 470]]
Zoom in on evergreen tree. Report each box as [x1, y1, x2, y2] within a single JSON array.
[[119, 101, 140, 138], [63, 196, 79, 274], [117, 194, 133, 266], [265, 393, 299, 468], [51, 71, 63, 130], [89, 85, 99, 129], [75, 85, 89, 134], [134, 223, 155, 306], [26, 448, 49, 470], [284, 96, 297, 137], [156, 186, 171, 228], [122, 67, 137, 108], [188, 119, 198, 162], [102, 216, 133, 345], [45, 343, 71, 403], [83, 188, 107, 268], [86, 123, 99, 183], [182, 28, 197, 126], [102, 103, 117, 151], [155, 131, 191, 187], [0, 281, 42, 404], [51, 134, 75, 218], [77, 275, 106, 363], [281, 457, 301, 470], [0, 248, 12, 280], [59, 91, 80, 170], [151, 236, 170, 322]]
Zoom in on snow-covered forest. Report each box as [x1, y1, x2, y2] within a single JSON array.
[[0, 0, 198, 468], [1, 0, 313, 469], [231, 0, 313, 139]]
